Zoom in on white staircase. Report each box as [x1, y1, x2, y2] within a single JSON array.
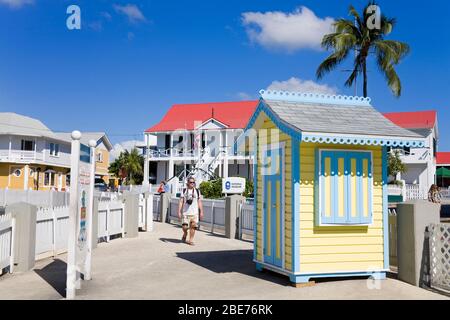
[[189, 147, 226, 185]]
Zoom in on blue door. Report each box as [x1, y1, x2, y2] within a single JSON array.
[[263, 147, 283, 268]]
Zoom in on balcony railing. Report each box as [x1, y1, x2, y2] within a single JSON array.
[[148, 146, 249, 159], [0, 150, 44, 162]]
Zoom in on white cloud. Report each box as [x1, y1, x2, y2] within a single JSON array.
[[110, 137, 157, 161], [0, 0, 33, 9], [242, 6, 334, 52], [110, 140, 143, 161], [127, 32, 135, 41], [267, 77, 338, 95], [236, 92, 255, 100], [113, 4, 146, 23], [101, 11, 112, 21]]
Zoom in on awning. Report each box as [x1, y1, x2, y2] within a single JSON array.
[[436, 167, 450, 178]]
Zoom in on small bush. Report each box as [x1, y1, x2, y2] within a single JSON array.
[[199, 179, 223, 199]]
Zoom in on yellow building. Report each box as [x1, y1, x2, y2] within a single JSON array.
[[56, 132, 113, 184], [0, 113, 72, 191], [243, 90, 425, 285], [0, 113, 113, 191]]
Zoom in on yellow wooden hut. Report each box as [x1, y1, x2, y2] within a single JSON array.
[[242, 90, 424, 285]]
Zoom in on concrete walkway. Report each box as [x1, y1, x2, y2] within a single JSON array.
[[0, 222, 447, 300]]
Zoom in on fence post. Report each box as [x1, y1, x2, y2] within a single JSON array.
[[224, 195, 245, 239], [52, 207, 57, 258], [160, 193, 171, 223], [397, 200, 440, 287], [210, 201, 215, 233], [144, 192, 153, 232], [123, 192, 139, 238], [238, 201, 243, 240], [6, 202, 37, 273], [91, 197, 99, 249], [106, 203, 110, 242]]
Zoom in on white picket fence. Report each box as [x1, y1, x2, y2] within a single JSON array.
[[406, 184, 426, 200], [0, 189, 70, 207], [0, 208, 12, 272], [0, 196, 129, 274], [98, 199, 125, 242], [35, 206, 70, 258], [168, 198, 227, 233], [239, 202, 254, 239], [166, 197, 254, 238]]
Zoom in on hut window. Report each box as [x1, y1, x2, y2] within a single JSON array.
[[318, 150, 372, 225]]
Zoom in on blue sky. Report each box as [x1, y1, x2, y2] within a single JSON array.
[[1, 0, 449, 151]]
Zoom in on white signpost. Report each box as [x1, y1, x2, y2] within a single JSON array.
[[222, 177, 246, 195], [66, 131, 96, 299]]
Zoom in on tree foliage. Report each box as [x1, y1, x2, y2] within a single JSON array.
[[388, 149, 407, 181], [108, 148, 144, 185], [316, 1, 410, 97]]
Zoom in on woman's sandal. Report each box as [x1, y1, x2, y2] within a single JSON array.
[[181, 235, 186, 243], [186, 241, 195, 246]]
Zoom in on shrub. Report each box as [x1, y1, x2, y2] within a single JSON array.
[[199, 179, 223, 199]]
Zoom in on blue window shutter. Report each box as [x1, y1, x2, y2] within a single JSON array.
[[319, 150, 373, 225]]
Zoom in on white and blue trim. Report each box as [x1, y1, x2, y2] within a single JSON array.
[[259, 90, 372, 107], [255, 261, 387, 283], [317, 149, 373, 226], [243, 99, 302, 141], [253, 135, 258, 262], [291, 137, 300, 273], [239, 99, 424, 149], [302, 134, 424, 148]]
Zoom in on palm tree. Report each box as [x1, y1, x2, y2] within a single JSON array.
[[124, 148, 143, 185], [316, 1, 410, 97], [108, 148, 144, 185]]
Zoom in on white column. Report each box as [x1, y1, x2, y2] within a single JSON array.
[[170, 134, 174, 157], [66, 131, 81, 300], [168, 160, 174, 179], [43, 139, 46, 161], [23, 165, 29, 190], [84, 139, 96, 281], [143, 134, 150, 186], [223, 130, 229, 178]]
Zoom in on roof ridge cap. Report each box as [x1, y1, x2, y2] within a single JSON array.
[[260, 89, 372, 107]]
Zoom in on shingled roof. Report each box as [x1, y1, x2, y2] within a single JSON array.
[[260, 90, 422, 139], [261, 97, 422, 139]]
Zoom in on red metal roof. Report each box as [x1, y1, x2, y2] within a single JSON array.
[[145, 100, 259, 132], [437, 152, 450, 165], [383, 110, 437, 129]]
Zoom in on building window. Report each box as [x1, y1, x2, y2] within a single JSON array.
[[29, 168, 35, 177], [21, 140, 34, 151], [317, 150, 373, 225], [96, 152, 103, 162], [49, 143, 60, 156], [13, 168, 22, 177], [44, 171, 56, 186]]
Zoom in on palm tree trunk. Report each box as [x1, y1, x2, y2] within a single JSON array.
[[363, 58, 368, 97]]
